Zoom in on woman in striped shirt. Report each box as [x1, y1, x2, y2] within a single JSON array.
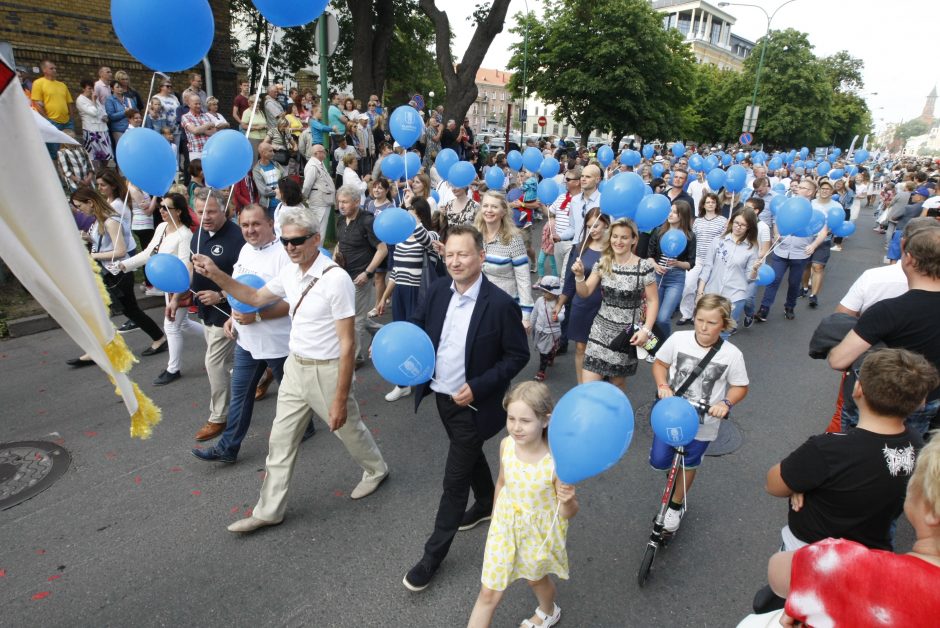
[[375, 197, 441, 402], [676, 192, 728, 326], [474, 191, 534, 328]]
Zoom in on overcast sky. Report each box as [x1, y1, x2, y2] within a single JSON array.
[[446, 0, 938, 134]]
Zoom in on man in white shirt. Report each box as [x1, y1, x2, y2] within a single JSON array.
[[561, 163, 602, 243], [193, 206, 389, 533]]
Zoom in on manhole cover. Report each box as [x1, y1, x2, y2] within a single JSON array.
[[634, 401, 744, 456], [0, 441, 71, 510]]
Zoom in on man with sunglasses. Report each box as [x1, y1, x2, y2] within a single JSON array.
[[192, 206, 389, 533]]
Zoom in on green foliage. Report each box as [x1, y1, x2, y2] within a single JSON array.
[[506, 0, 696, 145], [683, 63, 744, 145], [830, 91, 872, 147], [895, 118, 930, 141], [822, 50, 865, 92]]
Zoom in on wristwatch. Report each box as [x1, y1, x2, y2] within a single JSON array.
[[254, 311, 262, 323], [721, 398, 734, 410], [366, 269, 375, 279]]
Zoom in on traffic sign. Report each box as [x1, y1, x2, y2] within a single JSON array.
[[739, 132, 753, 146], [412, 94, 425, 110], [537, 115, 547, 127], [742, 105, 759, 133], [520, 108, 527, 122], [313, 13, 339, 57]]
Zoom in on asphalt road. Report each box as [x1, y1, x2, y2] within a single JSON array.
[[0, 216, 915, 627]]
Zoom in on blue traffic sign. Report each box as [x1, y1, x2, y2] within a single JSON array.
[[520, 108, 527, 122], [739, 132, 753, 146]]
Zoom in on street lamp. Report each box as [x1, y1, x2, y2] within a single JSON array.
[[719, 0, 800, 134], [520, 0, 529, 148], [428, 90, 435, 115]]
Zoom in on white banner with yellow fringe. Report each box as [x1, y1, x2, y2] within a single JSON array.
[[0, 58, 160, 438]]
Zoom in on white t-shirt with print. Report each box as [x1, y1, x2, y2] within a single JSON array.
[[656, 330, 749, 442]]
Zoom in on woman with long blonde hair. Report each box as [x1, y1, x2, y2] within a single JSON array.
[[475, 191, 534, 327]]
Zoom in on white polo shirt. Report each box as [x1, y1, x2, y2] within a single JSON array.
[[265, 252, 355, 360], [232, 240, 292, 360]]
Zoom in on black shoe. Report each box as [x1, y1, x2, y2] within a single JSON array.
[[153, 370, 181, 386], [752, 584, 786, 614], [403, 560, 437, 592], [755, 307, 769, 322], [191, 446, 236, 464], [784, 308, 795, 320], [808, 295, 818, 308], [799, 287, 808, 298], [118, 320, 139, 334], [141, 339, 168, 356], [301, 420, 316, 443], [555, 344, 568, 355], [459, 503, 493, 531], [743, 314, 754, 328], [675, 318, 692, 327], [66, 357, 95, 368]]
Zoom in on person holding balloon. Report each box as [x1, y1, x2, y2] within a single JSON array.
[[646, 200, 696, 341], [651, 294, 749, 532], [676, 193, 727, 327], [799, 178, 840, 308], [466, 381, 577, 628], [696, 208, 760, 335], [573, 218, 658, 390]]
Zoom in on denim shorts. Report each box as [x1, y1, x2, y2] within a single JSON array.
[[811, 240, 831, 266], [649, 434, 709, 469]]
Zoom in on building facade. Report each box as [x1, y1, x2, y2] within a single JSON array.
[[651, 0, 754, 71]]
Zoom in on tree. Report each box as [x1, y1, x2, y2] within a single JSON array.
[[419, 0, 513, 123], [683, 63, 744, 146], [895, 118, 930, 142], [821, 51, 871, 147], [822, 50, 865, 92], [505, 0, 696, 148], [342, 0, 395, 101]]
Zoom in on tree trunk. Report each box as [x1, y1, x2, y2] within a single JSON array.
[[348, 0, 394, 102], [419, 0, 512, 123]]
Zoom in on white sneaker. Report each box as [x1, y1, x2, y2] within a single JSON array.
[[663, 504, 685, 533], [145, 287, 165, 297], [645, 354, 656, 364], [385, 386, 411, 402]]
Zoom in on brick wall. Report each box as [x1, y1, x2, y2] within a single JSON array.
[[1, 0, 237, 123]]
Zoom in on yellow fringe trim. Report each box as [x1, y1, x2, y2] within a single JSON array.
[[105, 333, 138, 373], [88, 255, 112, 309], [129, 383, 162, 440]]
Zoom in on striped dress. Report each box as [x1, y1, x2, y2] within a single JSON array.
[[692, 214, 728, 260], [389, 223, 439, 288], [483, 233, 534, 318]]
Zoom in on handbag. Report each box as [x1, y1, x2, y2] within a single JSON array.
[[272, 148, 290, 165], [608, 260, 646, 375], [417, 246, 446, 307]]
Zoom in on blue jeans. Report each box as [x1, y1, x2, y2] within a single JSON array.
[[215, 345, 289, 458], [841, 397, 940, 437], [722, 299, 745, 339], [656, 268, 685, 339], [48, 119, 75, 159], [743, 281, 758, 317], [760, 253, 808, 312]]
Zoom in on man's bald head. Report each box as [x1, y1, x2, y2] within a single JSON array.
[[581, 164, 602, 193]]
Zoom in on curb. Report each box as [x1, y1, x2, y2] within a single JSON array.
[[5, 295, 167, 338]]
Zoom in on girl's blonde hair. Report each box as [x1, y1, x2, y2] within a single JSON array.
[[596, 218, 639, 276], [503, 381, 554, 436], [473, 190, 518, 245], [908, 435, 940, 520], [694, 293, 736, 331]]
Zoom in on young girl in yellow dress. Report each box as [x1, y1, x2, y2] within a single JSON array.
[[467, 382, 579, 628]]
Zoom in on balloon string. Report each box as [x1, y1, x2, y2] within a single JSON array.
[[194, 185, 213, 254], [243, 25, 277, 142], [110, 187, 133, 264], [577, 215, 602, 259], [159, 208, 230, 318], [429, 377, 479, 411], [536, 501, 563, 557], [759, 235, 782, 263]]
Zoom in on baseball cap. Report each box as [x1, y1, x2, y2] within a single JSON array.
[[914, 186, 930, 197]]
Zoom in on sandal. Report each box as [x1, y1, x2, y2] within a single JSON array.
[[521, 603, 561, 628]]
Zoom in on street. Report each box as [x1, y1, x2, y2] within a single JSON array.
[[0, 222, 915, 627]]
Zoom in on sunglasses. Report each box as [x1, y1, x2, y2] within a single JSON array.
[[280, 234, 316, 247], [565, 177, 579, 181]]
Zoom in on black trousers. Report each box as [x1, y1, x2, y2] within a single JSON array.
[[107, 271, 164, 341], [423, 394, 496, 568]]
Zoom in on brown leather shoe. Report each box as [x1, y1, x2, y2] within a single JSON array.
[[195, 421, 225, 441], [254, 367, 274, 401]]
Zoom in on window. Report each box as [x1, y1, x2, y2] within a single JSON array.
[[553, 123, 559, 135], [501, 91, 506, 101], [710, 22, 721, 45]]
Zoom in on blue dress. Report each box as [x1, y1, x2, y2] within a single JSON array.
[[561, 247, 602, 344]]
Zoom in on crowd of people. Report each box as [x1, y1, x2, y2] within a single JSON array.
[[25, 59, 940, 626]]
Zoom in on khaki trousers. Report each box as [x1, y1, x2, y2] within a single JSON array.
[[204, 324, 235, 424], [253, 354, 388, 521]]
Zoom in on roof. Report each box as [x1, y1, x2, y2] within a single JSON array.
[[476, 68, 513, 86]]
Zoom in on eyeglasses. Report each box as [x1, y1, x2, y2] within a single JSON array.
[[565, 177, 579, 182], [280, 234, 316, 247], [732, 222, 748, 228], [160, 204, 175, 211]]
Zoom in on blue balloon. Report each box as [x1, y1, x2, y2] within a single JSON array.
[[435, 148, 458, 180], [769, 195, 786, 215], [115, 128, 177, 197], [772, 182, 786, 193], [596, 145, 614, 167], [252, 0, 328, 27], [768, 157, 783, 171], [112, 0, 213, 72], [644, 185, 653, 196], [735, 151, 745, 163], [484, 166, 505, 190], [831, 147, 842, 158], [507, 188, 523, 203], [634, 193, 672, 231], [642, 144, 655, 159], [447, 161, 477, 188], [721, 154, 733, 166], [388, 105, 424, 148], [829, 168, 844, 180], [755, 263, 775, 286], [800, 147, 809, 159], [404, 151, 422, 179], [651, 397, 699, 447], [537, 178, 560, 205], [621, 150, 641, 167], [319, 246, 332, 259], [846, 165, 859, 177], [704, 155, 719, 172], [430, 190, 440, 203], [227, 274, 266, 314], [540, 156, 561, 179], [671, 142, 685, 158], [548, 381, 634, 484], [522, 146, 543, 172], [817, 161, 831, 176], [798, 209, 827, 237], [826, 206, 845, 229], [833, 193, 841, 202], [833, 221, 857, 237], [725, 164, 748, 192], [688, 154, 704, 171], [506, 150, 523, 171], [805, 160, 816, 170], [794, 160, 804, 169], [145, 253, 190, 293], [371, 322, 436, 387], [380, 153, 405, 180], [201, 130, 253, 189], [660, 230, 688, 257], [777, 196, 813, 236], [706, 168, 727, 191], [373, 207, 416, 245], [853, 149, 869, 164], [651, 163, 664, 178], [602, 172, 646, 219]]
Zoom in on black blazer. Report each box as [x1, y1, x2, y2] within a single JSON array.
[[412, 274, 530, 440]]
